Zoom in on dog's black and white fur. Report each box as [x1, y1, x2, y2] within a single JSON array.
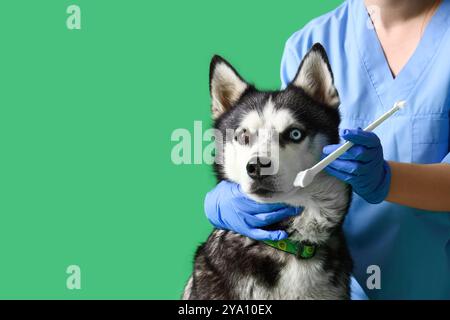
[[183, 44, 353, 300]]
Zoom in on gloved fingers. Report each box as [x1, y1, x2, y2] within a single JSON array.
[[342, 128, 381, 148], [231, 184, 286, 213], [234, 197, 287, 214], [324, 166, 355, 183], [243, 228, 289, 241], [327, 159, 372, 176], [339, 128, 347, 137], [204, 192, 224, 228], [353, 147, 379, 162], [326, 159, 359, 174], [250, 207, 301, 226], [322, 144, 343, 156], [327, 159, 376, 176], [324, 146, 378, 163], [204, 187, 219, 205]]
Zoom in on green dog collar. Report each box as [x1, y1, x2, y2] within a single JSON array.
[[263, 239, 317, 259]]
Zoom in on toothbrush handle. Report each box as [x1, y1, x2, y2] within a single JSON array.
[[315, 104, 402, 171], [311, 141, 355, 173], [298, 101, 406, 186], [364, 104, 402, 132]]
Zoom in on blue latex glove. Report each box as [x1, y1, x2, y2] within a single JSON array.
[[204, 181, 301, 241], [323, 128, 392, 204]]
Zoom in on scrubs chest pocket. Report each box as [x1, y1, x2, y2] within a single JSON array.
[[412, 116, 449, 164]]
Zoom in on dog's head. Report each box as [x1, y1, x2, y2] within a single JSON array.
[[210, 44, 341, 204]]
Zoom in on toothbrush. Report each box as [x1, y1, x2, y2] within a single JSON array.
[[293, 100, 407, 188]]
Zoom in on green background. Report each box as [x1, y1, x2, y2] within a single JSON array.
[[0, 0, 343, 299]]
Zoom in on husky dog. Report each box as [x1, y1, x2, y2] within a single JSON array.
[[184, 44, 353, 300]]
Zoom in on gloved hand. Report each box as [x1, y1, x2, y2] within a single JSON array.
[[323, 128, 391, 204], [204, 181, 301, 241]]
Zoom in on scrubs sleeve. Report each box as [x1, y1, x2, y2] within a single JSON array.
[[442, 152, 450, 164], [280, 36, 302, 89], [441, 118, 450, 164], [280, 26, 321, 88], [351, 276, 369, 300]]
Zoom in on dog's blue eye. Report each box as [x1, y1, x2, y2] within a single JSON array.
[[289, 129, 302, 141]]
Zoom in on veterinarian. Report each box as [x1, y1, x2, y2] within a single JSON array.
[[204, 0, 450, 299]]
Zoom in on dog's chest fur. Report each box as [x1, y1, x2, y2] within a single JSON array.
[[183, 174, 353, 300], [184, 44, 354, 300], [234, 249, 348, 300]]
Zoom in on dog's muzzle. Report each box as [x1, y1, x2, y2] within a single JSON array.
[[246, 156, 273, 180]]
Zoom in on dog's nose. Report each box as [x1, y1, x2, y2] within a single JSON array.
[[246, 156, 272, 180]]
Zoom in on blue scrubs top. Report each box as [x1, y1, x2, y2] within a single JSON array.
[[281, 0, 450, 300]]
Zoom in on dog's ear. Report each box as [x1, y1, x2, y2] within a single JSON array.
[[290, 43, 340, 108], [210, 55, 249, 119]]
